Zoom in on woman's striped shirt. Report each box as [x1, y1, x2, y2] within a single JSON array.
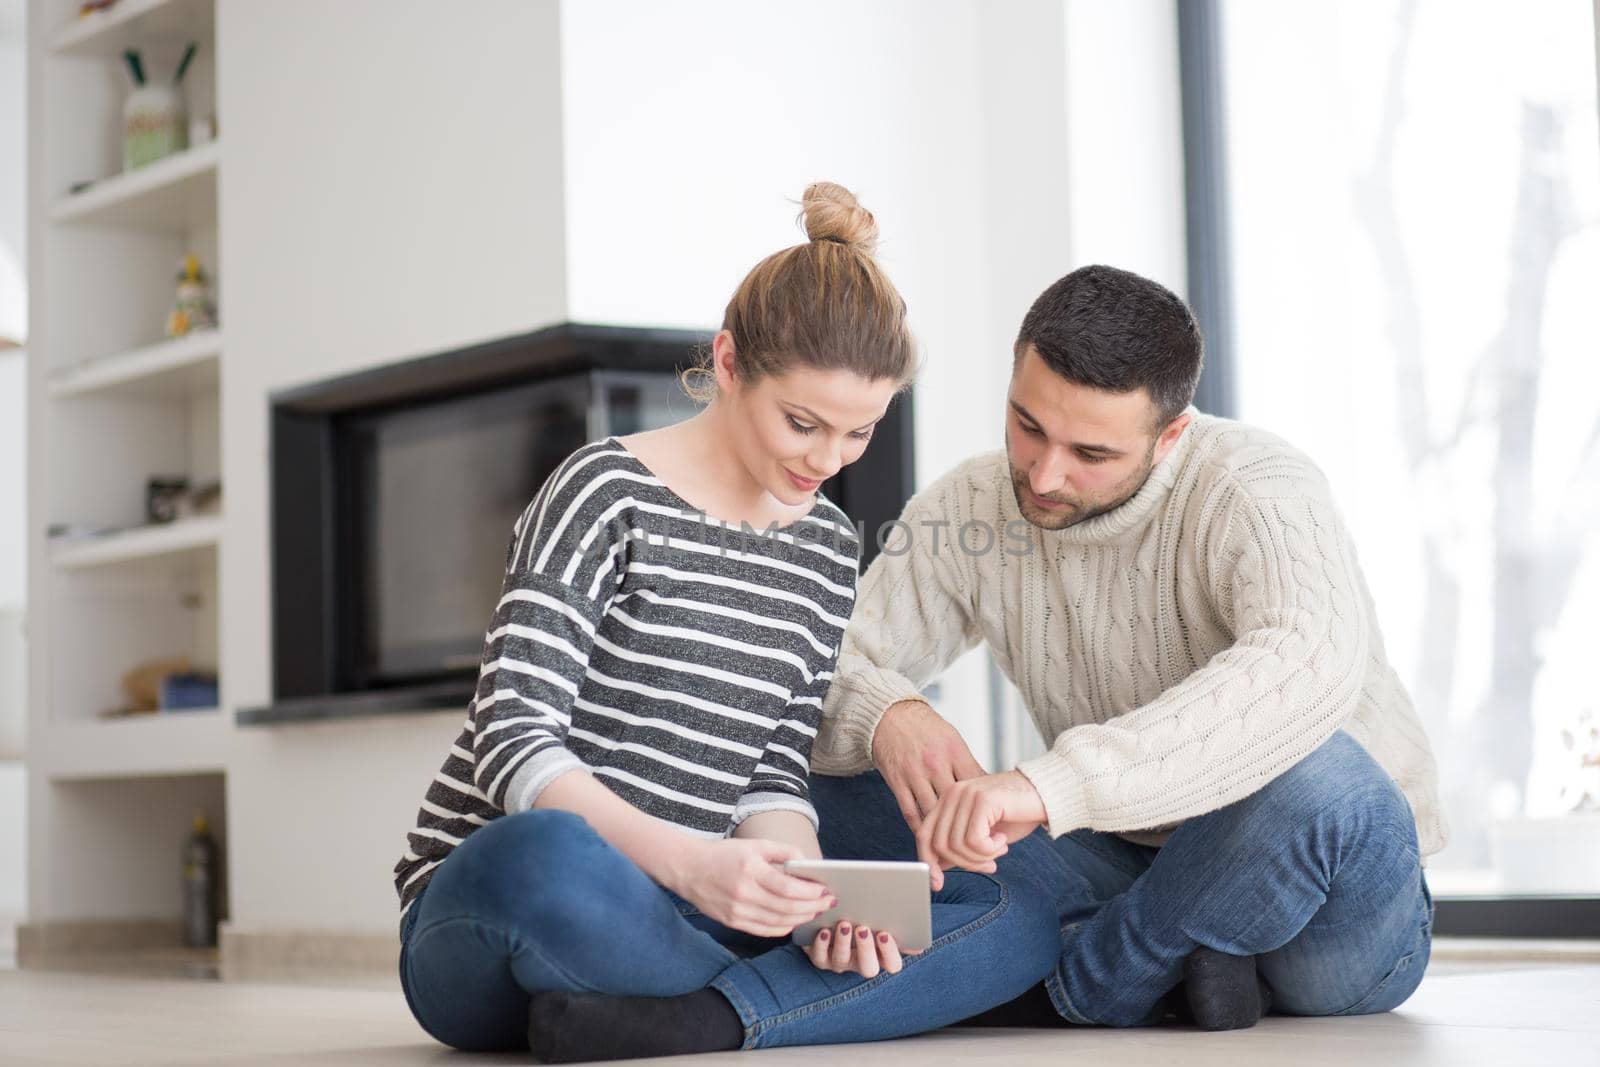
[[393, 438, 861, 919]]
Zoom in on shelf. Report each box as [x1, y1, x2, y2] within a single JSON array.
[[49, 330, 221, 401], [51, 141, 219, 230], [52, 514, 221, 570], [50, 0, 214, 58], [37, 709, 230, 781], [237, 682, 474, 726]]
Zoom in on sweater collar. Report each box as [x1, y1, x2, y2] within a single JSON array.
[[1046, 407, 1204, 546]]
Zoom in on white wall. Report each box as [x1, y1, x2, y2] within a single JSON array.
[[217, 0, 571, 933], [560, 0, 999, 478], [0, 764, 22, 919], [1063, 0, 1188, 295], [0, 356, 22, 610], [0, 1, 23, 273], [1, 1, 27, 616], [0, 0, 27, 923]]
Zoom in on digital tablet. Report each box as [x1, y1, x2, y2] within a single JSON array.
[[784, 859, 932, 952]]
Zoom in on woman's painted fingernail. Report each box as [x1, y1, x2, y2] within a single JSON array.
[[878, 932, 889, 944], [839, 924, 851, 935], [857, 927, 870, 940], [818, 929, 830, 941]]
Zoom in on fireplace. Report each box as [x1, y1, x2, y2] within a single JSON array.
[[239, 323, 915, 725]]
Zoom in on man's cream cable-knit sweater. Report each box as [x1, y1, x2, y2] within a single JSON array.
[[814, 411, 1448, 856]]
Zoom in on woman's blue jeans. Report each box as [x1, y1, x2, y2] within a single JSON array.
[[812, 730, 1435, 1027], [398, 809, 1061, 1052]]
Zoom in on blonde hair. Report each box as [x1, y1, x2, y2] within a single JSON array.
[[682, 182, 917, 402]]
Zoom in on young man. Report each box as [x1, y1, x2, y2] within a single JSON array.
[[811, 264, 1446, 1029]]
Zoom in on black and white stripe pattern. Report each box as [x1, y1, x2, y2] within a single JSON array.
[[394, 439, 860, 917]]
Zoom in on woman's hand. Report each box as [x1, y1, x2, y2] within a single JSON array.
[[804, 920, 910, 977], [670, 839, 835, 937]]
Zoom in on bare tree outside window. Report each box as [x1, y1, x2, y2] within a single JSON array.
[[1222, 0, 1600, 893]]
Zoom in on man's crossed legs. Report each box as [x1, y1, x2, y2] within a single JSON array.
[[811, 731, 1433, 1026]]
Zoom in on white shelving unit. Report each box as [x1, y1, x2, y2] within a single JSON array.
[[24, 0, 229, 964], [48, 328, 220, 400], [34, 709, 229, 782], [52, 514, 222, 570], [48, 0, 213, 57], [50, 139, 219, 229]]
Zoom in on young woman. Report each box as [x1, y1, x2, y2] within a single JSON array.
[[393, 183, 1059, 1059]]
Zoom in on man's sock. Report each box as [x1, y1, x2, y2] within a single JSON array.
[[527, 987, 744, 1062], [956, 981, 1074, 1028], [1181, 947, 1273, 1031]]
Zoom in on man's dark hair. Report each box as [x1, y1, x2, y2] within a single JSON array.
[[1014, 265, 1203, 428]]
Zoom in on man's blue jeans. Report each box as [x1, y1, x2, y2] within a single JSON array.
[[812, 730, 1434, 1027], [398, 809, 1060, 1051]]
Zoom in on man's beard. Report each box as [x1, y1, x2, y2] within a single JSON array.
[[1007, 443, 1156, 531]]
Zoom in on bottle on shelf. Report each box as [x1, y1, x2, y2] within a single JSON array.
[[182, 812, 219, 949]]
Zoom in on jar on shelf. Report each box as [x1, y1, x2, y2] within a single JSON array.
[[123, 84, 187, 171]]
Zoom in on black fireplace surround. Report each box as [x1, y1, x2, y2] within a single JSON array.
[[238, 323, 916, 726]]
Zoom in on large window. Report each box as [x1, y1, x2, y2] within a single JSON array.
[[1218, 1, 1600, 897]]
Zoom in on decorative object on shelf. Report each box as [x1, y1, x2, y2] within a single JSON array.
[[182, 814, 220, 949], [146, 476, 222, 524], [121, 42, 198, 171], [76, 0, 118, 17], [49, 481, 221, 552], [100, 655, 192, 717], [147, 475, 189, 523], [174, 480, 222, 520], [45, 521, 122, 543], [188, 113, 217, 148], [165, 253, 217, 337], [160, 671, 220, 711]]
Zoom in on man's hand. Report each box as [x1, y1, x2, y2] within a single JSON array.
[[915, 770, 1047, 891], [871, 700, 987, 833]]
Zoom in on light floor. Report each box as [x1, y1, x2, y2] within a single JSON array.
[[1, 956, 1597, 1066]]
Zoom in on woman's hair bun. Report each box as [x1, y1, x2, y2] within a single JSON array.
[[800, 181, 879, 254]]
